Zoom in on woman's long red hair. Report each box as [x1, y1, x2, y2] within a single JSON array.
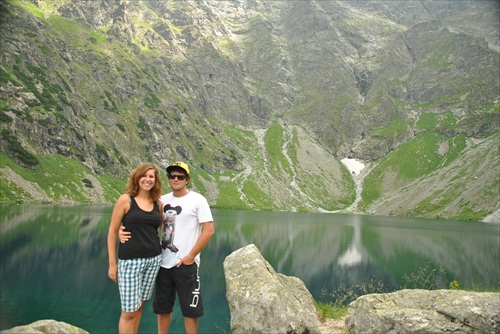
[[126, 162, 162, 202]]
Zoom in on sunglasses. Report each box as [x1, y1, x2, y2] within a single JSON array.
[[168, 174, 187, 180]]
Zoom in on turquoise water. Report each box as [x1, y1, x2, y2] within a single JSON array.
[[1, 205, 499, 333]]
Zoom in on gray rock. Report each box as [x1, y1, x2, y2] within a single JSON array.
[[1, 319, 89, 334], [345, 289, 500, 334], [224, 243, 321, 334]]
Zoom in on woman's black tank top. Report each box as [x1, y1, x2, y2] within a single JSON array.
[[118, 196, 162, 260]]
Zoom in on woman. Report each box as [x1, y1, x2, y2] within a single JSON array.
[[107, 162, 163, 334]]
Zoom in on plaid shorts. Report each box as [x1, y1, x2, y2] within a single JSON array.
[[118, 254, 162, 312]]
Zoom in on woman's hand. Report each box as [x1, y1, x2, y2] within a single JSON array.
[[108, 263, 118, 283], [118, 226, 131, 243]]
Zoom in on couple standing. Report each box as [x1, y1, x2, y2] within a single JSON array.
[[107, 161, 214, 334]]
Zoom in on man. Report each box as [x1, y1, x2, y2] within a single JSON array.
[[119, 161, 214, 334]]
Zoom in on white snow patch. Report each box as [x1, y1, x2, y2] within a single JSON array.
[[341, 158, 365, 175]]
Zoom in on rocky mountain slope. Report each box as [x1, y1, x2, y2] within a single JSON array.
[[0, 0, 498, 222]]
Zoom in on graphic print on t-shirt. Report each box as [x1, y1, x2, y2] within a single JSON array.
[[162, 204, 182, 252]]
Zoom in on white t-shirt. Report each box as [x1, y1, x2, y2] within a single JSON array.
[[159, 191, 213, 269]]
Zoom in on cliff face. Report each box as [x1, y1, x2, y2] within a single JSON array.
[[0, 0, 498, 221]]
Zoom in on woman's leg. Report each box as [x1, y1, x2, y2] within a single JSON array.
[[119, 301, 144, 334]]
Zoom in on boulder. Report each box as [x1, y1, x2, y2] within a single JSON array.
[[0, 319, 89, 334], [346, 289, 500, 333], [223, 244, 321, 334]]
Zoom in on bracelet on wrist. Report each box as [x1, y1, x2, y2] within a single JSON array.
[[187, 255, 195, 261]]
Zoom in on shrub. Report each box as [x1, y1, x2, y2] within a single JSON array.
[[82, 178, 93, 188], [0, 111, 13, 123], [1, 129, 39, 167]]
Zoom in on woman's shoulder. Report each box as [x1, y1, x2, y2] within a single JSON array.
[[117, 193, 132, 204]]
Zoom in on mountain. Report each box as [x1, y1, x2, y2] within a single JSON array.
[[0, 0, 498, 222]]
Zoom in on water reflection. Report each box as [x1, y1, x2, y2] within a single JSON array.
[[209, 210, 499, 296], [337, 215, 364, 267], [1, 205, 499, 333]]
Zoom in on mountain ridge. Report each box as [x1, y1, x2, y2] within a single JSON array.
[[0, 0, 498, 222]]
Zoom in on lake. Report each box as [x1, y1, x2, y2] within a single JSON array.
[[0, 204, 498, 333]]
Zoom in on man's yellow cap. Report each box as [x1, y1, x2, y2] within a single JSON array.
[[166, 161, 190, 175]]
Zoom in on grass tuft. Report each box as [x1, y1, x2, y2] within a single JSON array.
[[317, 262, 498, 320]]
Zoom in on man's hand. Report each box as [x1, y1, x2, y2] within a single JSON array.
[[118, 225, 131, 243], [177, 255, 195, 267]]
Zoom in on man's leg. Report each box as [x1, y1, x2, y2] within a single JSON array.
[[184, 317, 199, 334], [158, 313, 172, 334], [154, 267, 176, 334], [176, 264, 203, 334]]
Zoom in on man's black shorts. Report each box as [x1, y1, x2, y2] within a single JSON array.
[[153, 264, 204, 318]]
